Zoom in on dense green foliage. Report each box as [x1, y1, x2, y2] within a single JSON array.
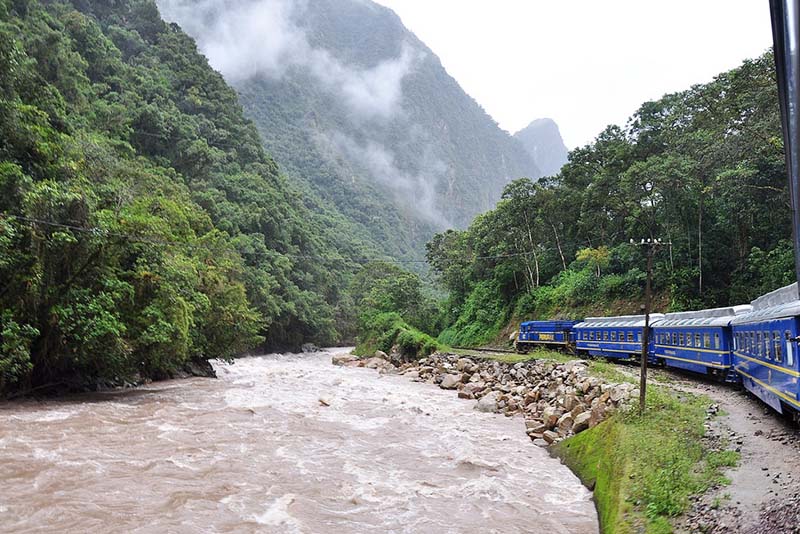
[[350, 262, 441, 358], [427, 53, 792, 346], [0, 0, 373, 394]]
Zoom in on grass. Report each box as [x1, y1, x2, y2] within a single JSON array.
[[553, 386, 739, 534]]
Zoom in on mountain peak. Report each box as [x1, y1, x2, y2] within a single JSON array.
[[514, 118, 569, 178]]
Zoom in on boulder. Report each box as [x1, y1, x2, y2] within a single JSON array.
[[375, 350, 389, 360], [331, 353, 358, 366], [440, 373, 462, 390], [525, 420, 548, 434], [610, 385, 629, 403], [589, 403, 607, 428], [556, 413, 574, 433], [542, 430, 560, 444], [572, 411, 592, 433], [464, 382, 485, 395], [474, 391, 500, 413], [456, 358, 474, 371], [364, 357, 392, 370]]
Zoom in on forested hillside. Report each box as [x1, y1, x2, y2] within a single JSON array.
[[157, 0, 542, 254], [0, 0, 373, 394], [424, 53, 792, 347]]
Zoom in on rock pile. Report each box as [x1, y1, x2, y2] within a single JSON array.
[[334, 351, 637, 445]]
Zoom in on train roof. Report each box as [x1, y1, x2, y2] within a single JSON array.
[[574, 313, 665, 329], [654, 305, 753, 328], [731, 283, 800, 325], [519, 320, 580, 327]]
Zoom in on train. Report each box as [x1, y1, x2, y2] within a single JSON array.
[[516, 282, 800, 418]]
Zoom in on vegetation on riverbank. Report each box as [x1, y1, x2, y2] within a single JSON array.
[[475, 349, 738, 534], [0, 0, 386, 396], [556, 387, 737, 534]]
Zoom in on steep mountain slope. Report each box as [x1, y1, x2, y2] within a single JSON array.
[[156, 0, 541, 251], [514, 118, 569, 177], [0, 0, 372, 393]]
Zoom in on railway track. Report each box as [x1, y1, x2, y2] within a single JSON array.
[[453, 346, 517, 354]]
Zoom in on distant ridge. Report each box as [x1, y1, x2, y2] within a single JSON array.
[[157, 0, 542, 253], [514, 118, 569, 177]]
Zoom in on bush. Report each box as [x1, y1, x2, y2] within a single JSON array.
[[0, 311, 38, 394], [356, 312, 439, 359]]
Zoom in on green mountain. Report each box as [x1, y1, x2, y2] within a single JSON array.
[[0, 0, 368, 394], [156, 0, 542, 253]]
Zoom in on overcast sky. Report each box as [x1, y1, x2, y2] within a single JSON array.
[[373, 0, 773, 148]]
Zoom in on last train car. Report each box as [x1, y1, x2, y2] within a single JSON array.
[[573, 314, 664, 361], [731, 283, 800, 416], [651, 305, 752, 382], [516, 320, 579, 353]]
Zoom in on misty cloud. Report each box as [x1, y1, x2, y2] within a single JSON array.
[[157, 0, 419, 119], [320, 131, 451, 229]]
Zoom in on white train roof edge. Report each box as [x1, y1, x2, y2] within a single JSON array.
[[574, 313, 665, 329], [731, 282, 800, 325], [654, 305, 753, 328]]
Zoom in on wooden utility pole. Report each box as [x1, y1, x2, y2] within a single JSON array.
[[630, 238, 668, 414]]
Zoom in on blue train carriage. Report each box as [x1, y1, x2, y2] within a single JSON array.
[[651, 305, 752, 382], [516, 320, 580, 353], [573, 314, 665, 361], [731, 283, 800, 417]]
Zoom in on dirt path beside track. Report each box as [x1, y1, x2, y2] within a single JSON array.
[[647, 369, 800, 533]]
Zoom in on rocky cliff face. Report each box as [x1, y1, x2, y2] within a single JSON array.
[[514, 118, 569, 178], [157, 0, 541, 253]]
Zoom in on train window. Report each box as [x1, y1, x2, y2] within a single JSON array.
[[686, 333, 693, 347], [637, 332, 642, 343], [703, 333, 711, 348], [757, 332, 763, 357], [627, 332, 634, 342], [774, 332, 782, 363], [678, 332, 683, 346], [604, 331, 609, 341], [765, 332, 772, 360], [695, 332, 702, 347], [611, 331, 617, 341], [589, 331, 594, 341], [786, 331, 795, 367], [714, 333, 720, 349], [748, 332, 754, 353], [672, 332, 677, 345]]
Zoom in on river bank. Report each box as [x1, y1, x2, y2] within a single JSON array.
[[339, 349, 742, 533]]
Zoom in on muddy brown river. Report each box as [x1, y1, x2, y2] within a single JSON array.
[[0, 348, 598, 533]]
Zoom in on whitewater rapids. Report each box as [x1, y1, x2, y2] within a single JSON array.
[[0, 348, 598, 533]]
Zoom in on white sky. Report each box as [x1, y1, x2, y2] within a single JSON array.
[[373, 0, 774, 149]]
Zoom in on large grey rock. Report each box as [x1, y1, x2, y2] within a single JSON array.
[[474, 391, 500, 413], [440, 373, 462, 390], [557, 413, 574, 433], [572, 411, 592, 433]]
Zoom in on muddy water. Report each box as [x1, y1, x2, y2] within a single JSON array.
[[0, 348, 598, 533]]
